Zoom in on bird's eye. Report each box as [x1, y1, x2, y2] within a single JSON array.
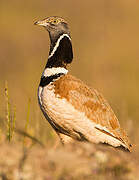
[[53, 20, 57, 24]]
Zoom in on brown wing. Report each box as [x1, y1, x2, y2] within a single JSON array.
[[54, 74, 132, 151]]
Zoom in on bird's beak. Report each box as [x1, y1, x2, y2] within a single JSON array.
[[34, 20, 48, 27]]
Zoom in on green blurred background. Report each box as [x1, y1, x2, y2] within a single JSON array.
[[0, 0, 139, 146]]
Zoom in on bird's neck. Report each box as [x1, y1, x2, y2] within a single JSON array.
[[39, 33, 73, 87], [46, 33, 73, 68]]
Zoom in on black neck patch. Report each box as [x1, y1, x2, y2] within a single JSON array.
[[46, 35, 73, 68], [39, 73, 64, 87]]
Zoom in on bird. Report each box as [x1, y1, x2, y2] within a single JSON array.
[[34, 16, 132, 152]]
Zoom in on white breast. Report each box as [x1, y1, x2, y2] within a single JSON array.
[[38, 83, 126, 149]]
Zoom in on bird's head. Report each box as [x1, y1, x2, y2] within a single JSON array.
[[34, 16, 70, 41], [34, 16, 73, 67]]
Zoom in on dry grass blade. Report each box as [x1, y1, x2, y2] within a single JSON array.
[[16, 129, 45, 148], [4, 81, 12, 141]]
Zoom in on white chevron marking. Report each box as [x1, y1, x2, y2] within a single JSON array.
[[48, 34, 71, 59]]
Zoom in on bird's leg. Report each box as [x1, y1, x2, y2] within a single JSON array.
[[58, 133, 74, 145], [53, 133, 73, 150], [52, 132, 62, 150]]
